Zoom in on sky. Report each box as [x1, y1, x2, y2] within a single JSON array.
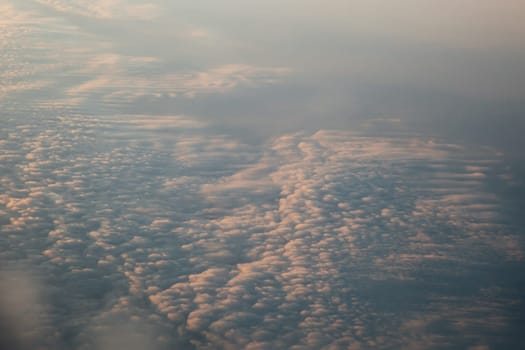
[[1, 1, 525, 349], [3, 0, 525, 145]]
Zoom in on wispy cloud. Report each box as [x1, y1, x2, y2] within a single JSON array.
[[35, 0, 160, 20]]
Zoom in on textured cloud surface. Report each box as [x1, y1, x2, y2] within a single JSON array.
[[1, 115, 523, 349], [1, 0, 525, 349]]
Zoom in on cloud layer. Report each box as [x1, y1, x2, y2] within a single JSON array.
[[2, 1, 524, 348], [1, 115, 523, 349]]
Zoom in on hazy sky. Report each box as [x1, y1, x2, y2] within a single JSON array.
[[3, 0, 525, 153]]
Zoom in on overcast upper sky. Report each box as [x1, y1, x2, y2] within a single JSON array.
[[3, 0, 525, 153]]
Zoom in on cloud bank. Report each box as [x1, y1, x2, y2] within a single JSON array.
[[1, 115, 523, 349]]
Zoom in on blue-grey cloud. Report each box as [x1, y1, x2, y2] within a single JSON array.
[[1, 115, 523, 349], [2, 1, 525, 348]]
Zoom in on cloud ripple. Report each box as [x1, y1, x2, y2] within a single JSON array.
[[0, 116, 523, 349]]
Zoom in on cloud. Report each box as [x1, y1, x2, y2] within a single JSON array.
[[3, 114, 523, 349], [2, 1, 524, 347], [35, 0, 160, 20], [65, 58, 290, 105], [1, 2, 290, 117], [0, 267, 56, 350]]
